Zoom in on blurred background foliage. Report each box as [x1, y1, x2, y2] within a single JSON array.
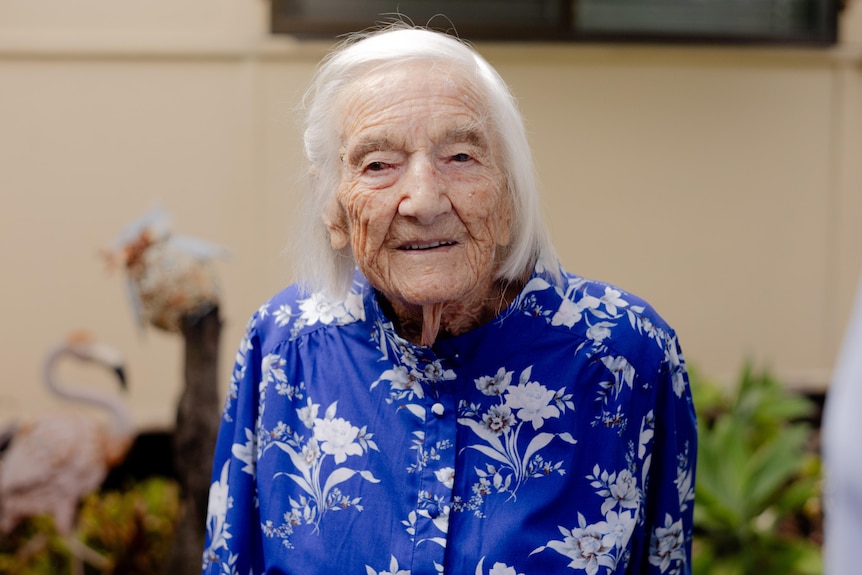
[[0, 477, 178, 575], [691, 363, 824, 575]]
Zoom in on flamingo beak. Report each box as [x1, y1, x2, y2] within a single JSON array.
[[114, 366, 128, 391]]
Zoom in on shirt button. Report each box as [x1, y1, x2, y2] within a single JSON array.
[[431, 402, 445, 416], [427, 504, 440, 518]]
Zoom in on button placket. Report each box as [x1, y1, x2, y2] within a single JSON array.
[[410, 378, 457, 574]]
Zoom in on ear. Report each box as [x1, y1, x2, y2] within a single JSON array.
[[323, 198, 350, 251]]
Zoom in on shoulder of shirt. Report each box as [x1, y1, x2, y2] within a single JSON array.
[[566, 272, 672, 327], [551, 269, 680, 355], [244, 281, 369, 347]]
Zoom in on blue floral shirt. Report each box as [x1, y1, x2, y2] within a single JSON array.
[[202, 262, 697, 575]]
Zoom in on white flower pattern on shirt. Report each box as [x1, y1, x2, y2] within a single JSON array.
[[456, 365, 577, 505]]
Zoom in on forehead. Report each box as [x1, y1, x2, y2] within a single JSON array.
[[338, 61, 490, 143]]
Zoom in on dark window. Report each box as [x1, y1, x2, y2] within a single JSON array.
[[270, 0, 839, 46]]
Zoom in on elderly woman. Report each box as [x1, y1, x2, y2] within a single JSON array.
[[203, 25, 696, 575]]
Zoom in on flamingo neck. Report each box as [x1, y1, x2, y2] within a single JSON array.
[[44, 344, 135, 436]]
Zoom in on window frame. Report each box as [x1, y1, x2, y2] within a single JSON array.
[[269, 0, 840, 47]]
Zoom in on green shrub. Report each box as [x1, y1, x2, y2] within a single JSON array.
[[691, 363, 822, 575], [0, 477, 179, 575]]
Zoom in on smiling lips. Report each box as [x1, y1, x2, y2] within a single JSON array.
[[399, 240, 457, 251]]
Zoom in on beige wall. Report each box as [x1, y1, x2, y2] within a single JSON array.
[[2, 0, 861, 430]]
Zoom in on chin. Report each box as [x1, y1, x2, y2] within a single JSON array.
[[394, 283, 480, 307], [367, 261, 491, 307]]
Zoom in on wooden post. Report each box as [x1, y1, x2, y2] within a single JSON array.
[[165, 304, 221, 574]]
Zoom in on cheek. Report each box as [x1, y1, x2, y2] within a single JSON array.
[[460, 176, 512, 245], [491, 193, 513, 247], [339, 187, 396, 251]]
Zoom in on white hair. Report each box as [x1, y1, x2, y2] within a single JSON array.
[[292, 24, 559, 298]]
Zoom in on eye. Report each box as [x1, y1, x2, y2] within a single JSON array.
[[366, 161, 389, 172], [451, 153, 472, 162]]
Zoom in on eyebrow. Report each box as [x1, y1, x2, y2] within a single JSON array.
[[346, 137, 395, 168], [444, 126, 488, 150]]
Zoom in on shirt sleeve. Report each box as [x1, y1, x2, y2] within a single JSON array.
[[202, 314, 265, 575], [822, 273, 862, 574], [640, 330, 698, 575]]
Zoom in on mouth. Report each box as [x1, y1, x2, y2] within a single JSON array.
[[399, 240, 457, 251]]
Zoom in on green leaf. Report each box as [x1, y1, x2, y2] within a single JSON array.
[[743, 426, 809, 516]]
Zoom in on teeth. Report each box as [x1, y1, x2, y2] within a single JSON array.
[[404, 241, 454, 250]]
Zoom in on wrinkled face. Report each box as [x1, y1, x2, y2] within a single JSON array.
[[327, 62, 513, 308]]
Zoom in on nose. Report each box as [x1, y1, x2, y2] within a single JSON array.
[[397, 156, 451, 225]]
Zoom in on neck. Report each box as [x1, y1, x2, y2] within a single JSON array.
[[381, 279, 523, 347]]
